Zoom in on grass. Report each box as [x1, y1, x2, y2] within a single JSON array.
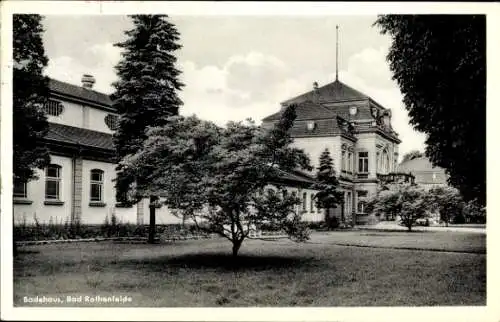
[[13, 231, 486, 307]]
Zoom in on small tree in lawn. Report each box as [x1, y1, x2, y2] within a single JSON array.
[[367, 188, 401, 222], [13, 14, 51, 256], [368, 184, 429, 231], [311, 149, 343, 229], [426, 186, 464, 226], [112, 15, 183, 243], [399, 185, 428, 231], [121, 104, 312, 257]]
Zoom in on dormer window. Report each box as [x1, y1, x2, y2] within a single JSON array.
[[105, 114, 119, 131], [44, 99, 64, 116], [306, 121, 316, 131]]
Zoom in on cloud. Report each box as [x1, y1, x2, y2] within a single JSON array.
[[44, 43, 426, 160], [347, 46, 394, 88], [178, 52, 293, 125], [44, 43, 121, 94]]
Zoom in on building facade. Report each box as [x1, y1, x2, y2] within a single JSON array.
[[13, 75, 324, 226], [13, 76, 184, 226], [262, 79, 402, 225]]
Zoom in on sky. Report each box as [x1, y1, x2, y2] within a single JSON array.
[[41, 15, 427, 159]]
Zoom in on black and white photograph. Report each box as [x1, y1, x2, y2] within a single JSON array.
[[1, 1, 497, 321]]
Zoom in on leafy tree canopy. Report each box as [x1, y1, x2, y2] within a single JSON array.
[[375, 15, 486, 205], [401, 150, 424, 163], [13, 14, 50, 181], [120, 105, 312, 256], [368, 183, 429, 231]]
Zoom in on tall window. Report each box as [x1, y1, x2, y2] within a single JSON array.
[[348, 152, 353, 173], [376, 152, 380, 172], [90, 169, 104, 202], [357, 201, 367, 214], [384, 151, 390, 173], [13, 179, 27, 198], [358, 152, 369, 173], [302, 192, 307, 211], [310, 193, 315, 213], [341, 150, 346, 172], [45, 164, 61, 200]]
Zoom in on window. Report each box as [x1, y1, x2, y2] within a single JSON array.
[[357, 190, 368, 198], [90, 169, 104, 202], [13, 179, 27, 198], [302, 192, 307, 211], [341, 151, 346, 172], [381, 150, 390, 173], [358, 152, 369, 173], [45, 164, 61, 200], [376, 152, 380, 172], [357, 201, 367, 214], [348, 152, 353, 172], [44, 99, 64, 116], [310, 193, 315, 213], [105, 114, 119, 131], [385, 152, 390, 173]]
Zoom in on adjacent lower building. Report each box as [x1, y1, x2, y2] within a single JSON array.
[[397, 156, 448, 189], [13, 75, 324, 226], [13, 75, 181, 226], [14, 73, 407, 227]]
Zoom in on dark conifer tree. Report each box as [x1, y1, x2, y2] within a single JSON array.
[[312, 149, 343, 227], [112, 15, 184, 243]]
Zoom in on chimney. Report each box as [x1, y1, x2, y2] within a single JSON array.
[[81, 74, 96, 89], [312, 81, 320, 103]]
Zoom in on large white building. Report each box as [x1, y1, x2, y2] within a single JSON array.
[[262, 78, 402, 225], [13, 75, 324, 226]]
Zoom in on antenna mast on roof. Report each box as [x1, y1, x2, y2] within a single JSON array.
[[336, 25, 339, 81]]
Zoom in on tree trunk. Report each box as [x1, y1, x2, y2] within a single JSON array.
[[13, 239, 18, 257], [148, 196, 158, 244], [232, 240, 242, 257]]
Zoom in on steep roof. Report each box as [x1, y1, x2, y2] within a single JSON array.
[[282, 79, 369, 106], [262, 101, 336, 122], [49, 78, 113, 109], [398, 157, 445, 173], [46, 122, 114, 151]]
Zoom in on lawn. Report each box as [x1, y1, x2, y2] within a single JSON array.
[[13, 231, 486, 307]]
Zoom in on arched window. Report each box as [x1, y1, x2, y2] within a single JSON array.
[[44, 99, 64, 116], [105, 114, 119, 131], [341, 150, 346, 172], [90, 169, 104, 202], [45, 164, 62, 200], [347, 151, 353, 173]]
